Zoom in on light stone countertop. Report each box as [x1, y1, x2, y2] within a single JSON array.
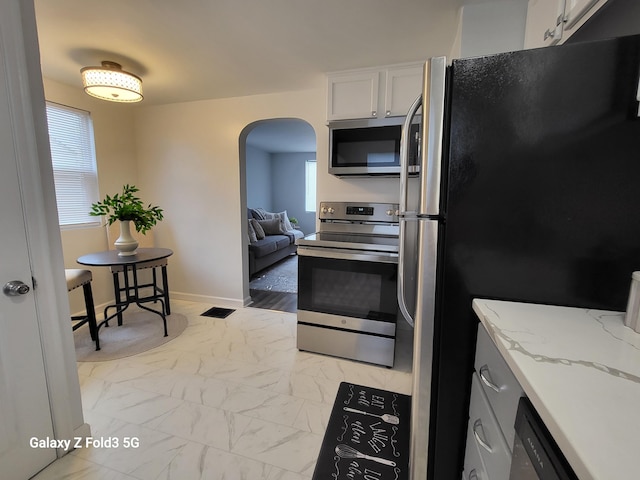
[[472, 299, 640, 480]]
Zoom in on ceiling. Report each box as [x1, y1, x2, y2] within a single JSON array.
[[246, 119, 316, 153], [34, 0, 466, 107]]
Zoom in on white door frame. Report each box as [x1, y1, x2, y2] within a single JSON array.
[[1, 0, 89, 458]]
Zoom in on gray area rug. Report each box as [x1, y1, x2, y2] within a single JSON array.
[[73, 308, 188, 362], [249, 254, 298, 293]]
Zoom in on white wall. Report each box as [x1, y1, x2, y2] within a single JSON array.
[[42, 79, 139, 312], [134, 88, 402, 306], [459, 0, 528, 58], [245, 144, 273, 211], [271, 152, 317, 235]]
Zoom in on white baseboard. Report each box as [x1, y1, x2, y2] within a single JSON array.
[[73, 422, 92, 440], [55, 422, 91, 458], [170, 291, 245, 309], [72, 292, 247, 317]]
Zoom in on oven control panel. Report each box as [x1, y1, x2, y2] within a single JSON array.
[[346, 206, 374, 216], [319, 202, 399, 223]]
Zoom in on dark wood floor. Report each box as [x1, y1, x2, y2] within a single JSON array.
[[249, 289, 297, 313]]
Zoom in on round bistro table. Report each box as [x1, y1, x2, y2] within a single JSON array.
[[77, 248, 173, 350]]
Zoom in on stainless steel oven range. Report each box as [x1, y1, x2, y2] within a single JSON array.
[[296, 201, 400, 367]]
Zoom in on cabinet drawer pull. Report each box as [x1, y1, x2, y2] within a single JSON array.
[[479, 365, 501, 393], [468, 469, 479, 480], [472, 419, 493, 453]]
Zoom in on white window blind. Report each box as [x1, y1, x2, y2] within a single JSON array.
[[46, 102, 100, 228], [305, 160, 317, 212]]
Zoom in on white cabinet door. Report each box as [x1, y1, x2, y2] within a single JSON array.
[[467, 374, 512, 480], [327, 63, 423, 121], [562, 0, 609, 36], [383, 65, 423, 117], [327, 70, 379, 120], [524, 0, 566, 48], [474, 327, 523, 451]]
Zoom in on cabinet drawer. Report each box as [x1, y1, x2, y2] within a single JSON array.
[[475, 326, 523, 450], [468, 373, 512, 480], [463, 412, 489, 480]]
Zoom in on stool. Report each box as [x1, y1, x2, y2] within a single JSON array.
[[110, 258, 170, 326], [65, 269, 100, 350]]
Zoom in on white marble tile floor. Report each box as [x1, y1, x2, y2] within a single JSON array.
[[33, 300, 413, 480]]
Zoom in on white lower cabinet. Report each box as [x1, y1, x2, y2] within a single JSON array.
[[467, 374, 513, 479], [474, 327, 524, 450], [463, 326, 524, 480], [463, 402, 489, 480]]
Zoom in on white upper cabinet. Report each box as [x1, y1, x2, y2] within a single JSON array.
[[524, 0, 566, 48], [563, 0, 609, 36], [327, 70, 380, 121], [524, 0, 610, 49], [327, 63, 423, 121], [383, 65, 424, 118]]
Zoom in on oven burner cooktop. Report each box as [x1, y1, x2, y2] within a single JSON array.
[[296, 202, 400, 254], [298, 232, 399, 253]]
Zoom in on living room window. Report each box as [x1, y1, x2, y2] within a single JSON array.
[[305, 159, 316, 212], [45, 102, 100, 228]]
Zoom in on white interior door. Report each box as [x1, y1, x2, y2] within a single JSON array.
[[0, 40, 57, 479]]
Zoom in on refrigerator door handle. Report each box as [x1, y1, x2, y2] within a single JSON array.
[[398, 94, 423, 328], [398, 218, 415, 327], [399, 94, 422, 216], [636, 75, 640, 116], [419, 57, 447, 216]]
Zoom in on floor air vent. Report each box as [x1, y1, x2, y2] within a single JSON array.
[[200, 307, 235, 319]]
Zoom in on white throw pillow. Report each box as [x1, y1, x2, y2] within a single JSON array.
[[278, 211, 294, 231], [257, 209, 295, 232]]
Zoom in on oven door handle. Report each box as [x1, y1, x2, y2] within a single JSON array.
[[297, 246, 398, 264]]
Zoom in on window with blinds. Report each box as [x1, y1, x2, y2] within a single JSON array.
[[46, 102, 100, 228]]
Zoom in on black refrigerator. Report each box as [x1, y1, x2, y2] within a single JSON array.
[[397, 34, 640, 479]]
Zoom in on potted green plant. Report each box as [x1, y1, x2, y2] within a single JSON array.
[[90, 184, 163, 256], [289, 217, 299, 227]]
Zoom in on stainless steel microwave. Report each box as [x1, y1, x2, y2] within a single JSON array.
[[328, 116, 420, 177]]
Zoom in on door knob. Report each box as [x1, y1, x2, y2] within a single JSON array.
[[3, 280, 30, 296]]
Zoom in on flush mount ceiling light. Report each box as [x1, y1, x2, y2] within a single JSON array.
[[80, 61, 143, 103]]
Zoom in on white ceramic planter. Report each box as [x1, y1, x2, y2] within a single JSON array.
[[114, 220, 138, 256]]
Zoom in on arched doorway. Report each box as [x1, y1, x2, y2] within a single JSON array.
[[239, 118, 316, 312]]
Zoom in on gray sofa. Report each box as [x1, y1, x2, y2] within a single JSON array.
[[248, 209, 303, 277]]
